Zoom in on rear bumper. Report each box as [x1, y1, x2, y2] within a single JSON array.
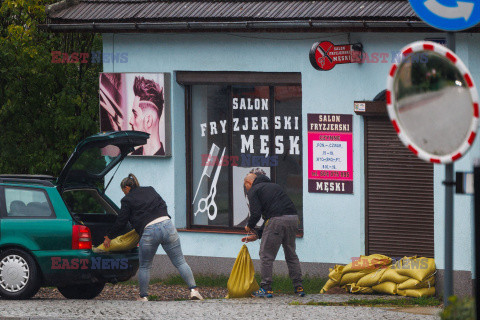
[[34, 249, 139, 287]]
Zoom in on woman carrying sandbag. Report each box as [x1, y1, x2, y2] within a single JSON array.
[[103, 173, 203, 301]]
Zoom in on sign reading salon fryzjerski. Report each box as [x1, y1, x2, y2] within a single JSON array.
[[308, 114, 353, 194]]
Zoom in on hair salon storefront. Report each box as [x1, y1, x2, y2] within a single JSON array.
[[45, 0, 480, 296]]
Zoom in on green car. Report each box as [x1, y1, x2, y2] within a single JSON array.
[[0, 131, 149, 299]]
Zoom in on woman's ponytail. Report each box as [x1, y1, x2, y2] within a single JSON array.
[[120, 173, 140, 190]]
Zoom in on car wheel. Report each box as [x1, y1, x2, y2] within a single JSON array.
[[57, 282, 105, 299], [0, 249, 41, 299]]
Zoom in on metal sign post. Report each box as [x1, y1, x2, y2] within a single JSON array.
[[443, 31, 456, 307], [474, 161, 480, 319], [444, 161, 454, 305]]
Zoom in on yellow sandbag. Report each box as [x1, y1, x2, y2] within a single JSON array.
[[372, 281, 398, 295], [393, 257, 436, 281], [339, 271, 371, 285], [328, 265, 345, 283], [397, 287, 435, 297], [380, 268, 410, 284], [343, 254, 391, 274], [356, 269, 386, 287], [226, 245, 260, 298], [95, 229, 140, 252], [322, 271, 376, 292], [345, 284, 374, 294], [320, 279, 338, 293], [398, 276, 435, 290]]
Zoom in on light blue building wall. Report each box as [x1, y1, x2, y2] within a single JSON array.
[[103, 32, 480, 273]]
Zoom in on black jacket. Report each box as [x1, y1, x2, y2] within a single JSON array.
[[246, 175, 297, 238], [107, 186, 170, 239]]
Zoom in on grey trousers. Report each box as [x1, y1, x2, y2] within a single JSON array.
[[259, 215, 303, 291]]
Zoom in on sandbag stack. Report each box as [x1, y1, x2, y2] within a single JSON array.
[[320, 254, 435, 297]]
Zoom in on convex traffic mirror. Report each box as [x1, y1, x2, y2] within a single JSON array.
[[387, 41, 479, 164]]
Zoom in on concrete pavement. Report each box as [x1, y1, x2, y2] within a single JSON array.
[[0, 294, 441, 320]]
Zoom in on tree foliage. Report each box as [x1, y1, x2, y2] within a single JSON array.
[[0, 0, 102, 175]]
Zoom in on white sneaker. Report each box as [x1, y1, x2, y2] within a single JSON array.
[[190, 288, 204, 300], [136, 296, 148, 301]]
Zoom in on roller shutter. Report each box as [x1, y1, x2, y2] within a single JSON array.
[[365, 116, 434, 258]]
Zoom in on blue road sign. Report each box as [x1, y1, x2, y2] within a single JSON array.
[[410, 0, 480, 31]]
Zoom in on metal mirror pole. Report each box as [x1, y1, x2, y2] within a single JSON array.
[[474, 162, 480, 320], [444, 32, 456, 307], [444, 162, 454, 306]]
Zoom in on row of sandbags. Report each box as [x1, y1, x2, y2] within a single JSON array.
[[320, 254, 436, 297]]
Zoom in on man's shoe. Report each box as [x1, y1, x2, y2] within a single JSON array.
[[190, 288, 204, 300], [252, 288, 273, 298], [136, 296, 148, 301], [294, 286, 306, 297]]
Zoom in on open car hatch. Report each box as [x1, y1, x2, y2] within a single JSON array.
[[57, 131, 149, 190]]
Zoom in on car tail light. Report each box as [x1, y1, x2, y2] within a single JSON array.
[[72, 225, 92, 250]]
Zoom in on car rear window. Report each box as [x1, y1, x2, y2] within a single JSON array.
[[62, 189, 116, 215]]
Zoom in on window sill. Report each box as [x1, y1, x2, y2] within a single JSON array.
[[177, 228, 304, 238]]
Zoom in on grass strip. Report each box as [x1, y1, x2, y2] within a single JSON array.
[[118, 274, 327, 294]]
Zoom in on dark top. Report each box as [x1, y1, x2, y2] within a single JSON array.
[[107, 186, 170, 238], [246, 175, 297, 238], [131, 143, 165, 156]]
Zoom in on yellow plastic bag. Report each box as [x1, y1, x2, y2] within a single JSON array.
[[95, 229, 140, 252], [397, 287, 435, 297], [339, 271, 371, 286], [328, 265, 345, 283], [356, 268, 386, 287], [393, 257, 436, 281], [320, 279, 338, 293], [398, 276, 435, 290], [345, 284, 374, 294], [380, 268, 410, 284], [372, 281, 398, 295], [226, 245, 260, 298]]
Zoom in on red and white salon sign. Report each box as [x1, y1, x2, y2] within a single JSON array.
[[309, 41, 362, 71], [308, 114, 353, 194]]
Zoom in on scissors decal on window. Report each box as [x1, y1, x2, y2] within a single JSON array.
[[193, 144, 226, 221]]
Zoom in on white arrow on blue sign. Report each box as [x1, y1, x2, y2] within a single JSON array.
[[410, 0, 480, 31]]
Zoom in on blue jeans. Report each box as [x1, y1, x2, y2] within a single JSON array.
[[138, 219, 196, 297]]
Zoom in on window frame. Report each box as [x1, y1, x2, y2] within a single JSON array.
[[0, 185, 56, 219], [179, 71, 302, 232]]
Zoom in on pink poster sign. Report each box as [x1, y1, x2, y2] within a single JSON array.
[[308, 114, 353, 193]]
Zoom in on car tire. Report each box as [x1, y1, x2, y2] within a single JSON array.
[[0, 249, 41, 300], [57, 282, 105, 299]]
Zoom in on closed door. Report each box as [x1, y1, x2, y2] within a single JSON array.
[[365, 116, 434, 258]]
